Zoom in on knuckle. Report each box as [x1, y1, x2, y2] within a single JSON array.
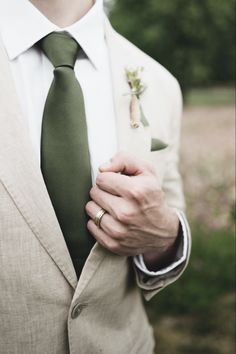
[[104, 238, 112, 249], [110, 226, 125, 240], [116, 208, 134, 224], [130, 186, 146, 202], [129, 178, 160, 203], [110, 243, 120, 254], [156, 187, 164, 202], [105, 239, 119, 253]]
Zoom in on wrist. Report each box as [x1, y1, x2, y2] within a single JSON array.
[[143, 216, 181, 271]]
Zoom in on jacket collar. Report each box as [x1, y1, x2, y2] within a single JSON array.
[[0, 0, 104, 69]]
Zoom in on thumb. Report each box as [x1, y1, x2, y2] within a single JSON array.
[[99, 152, 154, 176]]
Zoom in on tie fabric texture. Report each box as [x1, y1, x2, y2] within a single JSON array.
[[38, 32, 95, 277]]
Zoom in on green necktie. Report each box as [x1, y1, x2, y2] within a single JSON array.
[[39, 32, 95, 277]]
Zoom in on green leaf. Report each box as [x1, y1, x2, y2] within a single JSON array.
[[139, 104, 168, 151], [139, 104, 149, 127]]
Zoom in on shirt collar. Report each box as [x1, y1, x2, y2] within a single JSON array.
[[0, 0, 105, 69]]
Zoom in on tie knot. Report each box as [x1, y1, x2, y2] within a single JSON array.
[[38, 32, 80, 69]]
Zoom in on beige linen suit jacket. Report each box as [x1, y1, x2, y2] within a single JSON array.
[[0, 18, 191, 354]]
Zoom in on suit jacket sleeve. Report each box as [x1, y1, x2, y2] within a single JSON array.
[[133, 78, 191, 301]]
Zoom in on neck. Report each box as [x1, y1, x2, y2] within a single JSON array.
[[30, 0, 95, 27]]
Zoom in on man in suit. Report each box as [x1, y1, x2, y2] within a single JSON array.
[[0, 0, 191, 353]]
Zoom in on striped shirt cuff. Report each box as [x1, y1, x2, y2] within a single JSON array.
[[133, 210, 189, 277]]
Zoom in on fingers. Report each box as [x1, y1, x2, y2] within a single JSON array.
[[87, 217, 140, 256], [85, 200, 114, 232], [96, 172, 134, 198], [96, 171, 161, 207], [87, 219, 121, 254], [86, 200, 128, 240], [86, 201, 128, 255], [99, 151, 155, 176], [89, 185, 131, 221], [87, 217, 145, 257]]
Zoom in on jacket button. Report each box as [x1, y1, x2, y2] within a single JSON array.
[[71, 303, 87, 319]]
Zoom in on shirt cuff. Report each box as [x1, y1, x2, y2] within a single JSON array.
[[133, 210, 188, 277]]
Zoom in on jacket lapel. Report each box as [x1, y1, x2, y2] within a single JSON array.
[[104, 18, 152, 160], [0, 39, 77, 289]]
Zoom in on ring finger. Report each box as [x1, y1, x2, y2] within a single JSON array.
[[85, 200, 126, 238]]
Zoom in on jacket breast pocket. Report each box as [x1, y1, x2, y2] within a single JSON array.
[[149, 144, 169, 185]]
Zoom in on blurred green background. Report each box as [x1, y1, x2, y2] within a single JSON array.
[[107, 1, 235, 353]]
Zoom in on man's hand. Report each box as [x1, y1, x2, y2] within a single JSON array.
[[86, 152, 180, 269]]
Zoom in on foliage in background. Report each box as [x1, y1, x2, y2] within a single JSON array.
[[146, 93, 235, 353], [109, 0, 235, 91], [146, 226, 235, 354], [185, 87, 235, 106], [147, 226, 235, 318]]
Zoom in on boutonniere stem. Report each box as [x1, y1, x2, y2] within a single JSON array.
[[130, 94, 141, 128], [125, 67, 147, 128]]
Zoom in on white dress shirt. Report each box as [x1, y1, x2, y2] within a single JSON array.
[[0, 0, 187, 277]]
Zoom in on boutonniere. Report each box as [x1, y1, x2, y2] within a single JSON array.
[[125, 67, 168, 151], [125, 67, 149, 129]]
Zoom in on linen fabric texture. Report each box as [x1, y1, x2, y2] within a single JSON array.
[[0, 16, 191, 354]]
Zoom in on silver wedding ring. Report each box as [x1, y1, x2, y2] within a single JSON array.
[[94, 208, 106, 229]]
